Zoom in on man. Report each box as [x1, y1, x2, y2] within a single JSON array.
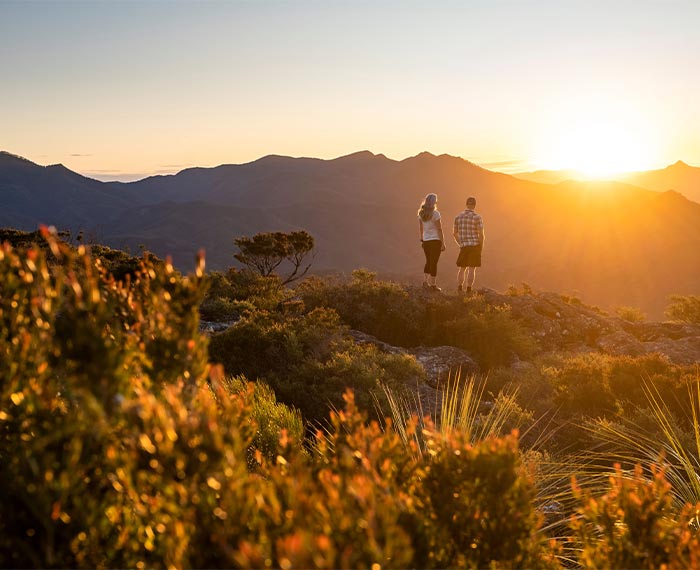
[[453, 196, 485, 295]]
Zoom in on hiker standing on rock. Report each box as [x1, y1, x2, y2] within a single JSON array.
[[453, 196, 485, 295], [418, 193, 446, 291]]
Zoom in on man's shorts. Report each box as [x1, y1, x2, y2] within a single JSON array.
[[457, 244, 482, 268]]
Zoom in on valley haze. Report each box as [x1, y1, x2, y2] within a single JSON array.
[[1, 149, 698, 319]]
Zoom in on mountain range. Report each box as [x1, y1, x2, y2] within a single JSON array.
[[514, 160, 700, 203], [1, 150, 699, 318]]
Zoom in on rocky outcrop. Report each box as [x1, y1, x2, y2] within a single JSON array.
[[348, 329, 479, 388], [479, 288, 700, 365], [348, 329, 482, 417], [408, 346, 480, 387], [199, 319, 238, 334]]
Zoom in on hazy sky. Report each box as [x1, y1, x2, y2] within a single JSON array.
[[2, 0, 699, 181]]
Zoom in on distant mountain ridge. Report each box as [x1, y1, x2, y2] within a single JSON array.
[[618, 161, 700, 203], [514, 160, 700, 203], [1, 150, 699, 318]]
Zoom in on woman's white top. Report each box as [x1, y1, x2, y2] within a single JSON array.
[[420, 210, 442, 241]]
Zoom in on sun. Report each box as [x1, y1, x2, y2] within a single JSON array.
[[547, 121, 651, 178], [532, 97, 659, 179]]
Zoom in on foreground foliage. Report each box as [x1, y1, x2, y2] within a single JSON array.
[[572, 465, 700, 569], [0, 231, 548, 568], [2, 230, 700, 568]]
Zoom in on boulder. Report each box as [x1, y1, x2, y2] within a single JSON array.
[[199, 319, 237, 334], [596, 330, 647, 357], [348, 329, 479, 388], [408, 345, 480, 388], [641, 337, 700, 366]]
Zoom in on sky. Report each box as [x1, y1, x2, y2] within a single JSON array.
[[1, 0, 699, 181]]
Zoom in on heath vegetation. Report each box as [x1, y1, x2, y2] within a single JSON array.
[[2, 228, 700, 568]]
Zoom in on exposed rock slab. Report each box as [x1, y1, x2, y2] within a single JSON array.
[[199, 319, 238, 334], [348, 329, 479, 388], [479, 288, 700, 366], [408, 346, 480, 388]]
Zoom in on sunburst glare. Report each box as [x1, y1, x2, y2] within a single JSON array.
[[533, 97, 660, 178]]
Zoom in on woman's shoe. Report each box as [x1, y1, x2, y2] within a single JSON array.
[[430, 285, 442, 292]]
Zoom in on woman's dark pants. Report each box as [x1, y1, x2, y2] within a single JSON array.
[[422, 240, 442, 277]]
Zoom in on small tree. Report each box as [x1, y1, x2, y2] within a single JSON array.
[[234, 230, 314, 285]]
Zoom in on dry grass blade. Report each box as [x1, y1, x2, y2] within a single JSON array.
[[587, 372, 700, 508]]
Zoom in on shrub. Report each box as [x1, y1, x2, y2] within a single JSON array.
[[606, 354, 687, 415], [506, 282, 535, 297], [441, 302, 537, 369], [541, 352, 690, 424], [589, 373, 700, 509], [571, 464, 700, 569], [299, 270, 424, 345], [205, 268, 286, 312], [0, 227, 160, 281], [199, 296, 250, 322], [666, 295, 700, 325], [0, 230, 422, 568], [487, 364, 554, 416], [299, 272, 536, 368], [311, 393, 558, 569], [223, 376, 305, 462], [208, 306, 424, 423], [615, 305, 647, 323], [0, 228, 211, 567], [419, 429, 557, 568]]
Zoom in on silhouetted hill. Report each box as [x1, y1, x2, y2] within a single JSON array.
[[1, 150, 699, 318], [617, 160, 700, 203], [0, 151, 144, 233], [512, 169, 585, 185], [514, 160, 700, 203]]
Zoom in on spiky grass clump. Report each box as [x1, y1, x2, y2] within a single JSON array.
[[377, 370, 532, 459], [589, 374, 700, 509]]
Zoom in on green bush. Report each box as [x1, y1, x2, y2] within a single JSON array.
[[419, 429, 557, 568], [199, 296, 251, 321], [572, 464, 700, 569], [206, 268, 286, 311], [208, 306, 424, 423], [666, 295, 700, 325], [615, 305, 647, 323], [223, 376, 305, 463], [309, 394, 558, 569], [542, 353, 691, 424], [299, 271, 536, 368], [299, 270, 424, 345], [0, 229, 211, 567], [487, 364, 554, 414], [441, 303, 537, 369], [0, 227, 160, 282]]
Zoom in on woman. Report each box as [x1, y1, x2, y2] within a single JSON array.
[[418, 193, 446, 291]]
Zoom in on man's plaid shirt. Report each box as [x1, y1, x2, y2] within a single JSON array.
[[453, 209, 483, 247]]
